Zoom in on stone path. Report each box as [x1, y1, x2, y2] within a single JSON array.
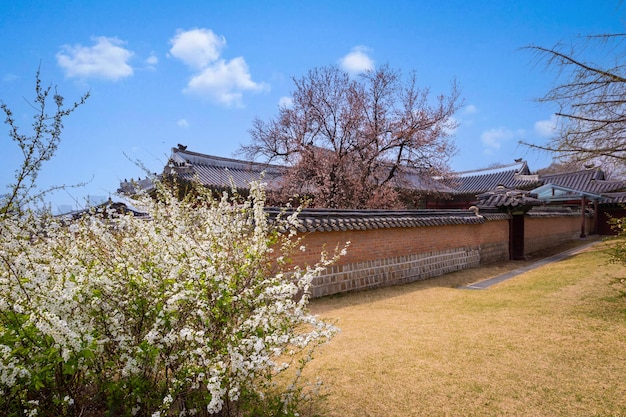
[[460, 239, 602, 290]]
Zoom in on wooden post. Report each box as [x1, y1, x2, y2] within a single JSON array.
[[580, 196, 586, 238], [593, 199, 598, 235]]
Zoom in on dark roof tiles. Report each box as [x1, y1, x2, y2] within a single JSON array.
[[451, 161, 542, 194], [167, 147, 283, 189], [476, 187, 542, 210], [600, 192, 626, 204], [266, 208, 488, 233], [122, 147, 626, 207], [540, 168, 626, 194]]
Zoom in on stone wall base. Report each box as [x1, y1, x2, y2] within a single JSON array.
[[311, 246, 481, 298]]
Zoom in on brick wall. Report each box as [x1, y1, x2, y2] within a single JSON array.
[[286, 212, 589, 298], [525, 214, 592, 254], [291, 219, 509, 264], [286, 216, 508, 297], [475, 219, 510, 264]]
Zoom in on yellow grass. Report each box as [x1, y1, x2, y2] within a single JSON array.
[[305, 240, 626, 416]]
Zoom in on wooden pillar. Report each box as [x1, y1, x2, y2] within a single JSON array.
[[593, 199, 598, 235], [580, 196, 587, 238]]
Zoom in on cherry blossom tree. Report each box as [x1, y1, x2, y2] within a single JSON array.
[[241, 65, 461, 209]]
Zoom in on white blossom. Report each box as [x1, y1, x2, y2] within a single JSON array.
[[0, 181, 340, 415]]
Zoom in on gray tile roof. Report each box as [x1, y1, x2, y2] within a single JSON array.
[[527, 206, 581, 217], [266, 207, 488, 232], [476, 187, 542, 210], [599, 192, 626, 204], [402, 169, 458, 193], [119, 147, 626, 207], [450, 161, 542, 194], [540, 168, 626, 194], [118, 176, 157, 195], [56, 200, 149, 219], [166, 147, 283, 190], [159, 149, 544, 196]]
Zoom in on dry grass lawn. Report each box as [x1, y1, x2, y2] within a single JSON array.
[[305, 239, 626, 416]]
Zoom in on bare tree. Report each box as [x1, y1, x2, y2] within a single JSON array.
[[524, 34, 626, 166], [1, 70, 89, 217], [241, 65, 461, 209], [535, 159, 587, 176]]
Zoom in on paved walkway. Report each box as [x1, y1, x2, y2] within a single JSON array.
[[460, 239, 602, 290]]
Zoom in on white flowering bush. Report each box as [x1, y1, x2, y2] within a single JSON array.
[[0, 181, 339, 416]]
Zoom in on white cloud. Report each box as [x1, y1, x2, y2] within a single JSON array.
[[534, 114, 558, 137], [184, 57, 267, 107], [339, 46, 374, 75], [462, 104, 478, 115], [170, 28, 267, 107], [56, 36, 133, 81], [453, 105, 479, 130], [146, 54, 158, 66], [177, 119, 189, 128], [169, 28, 225, 70], [481, 127, 525, 154], [141, 54, 158, 72], [2, 73, 18, 83], [447, 105, 478, 134], [278, 96, 293, 108]]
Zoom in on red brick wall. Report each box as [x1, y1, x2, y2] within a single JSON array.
[[290, 219, 509, 269], [525, 215, 592, 254], [282, 214, 588, 297]]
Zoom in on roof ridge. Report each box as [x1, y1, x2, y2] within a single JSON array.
[[455, 161, 527, 177], [264, 207, 487, 232], [540, 167, 601, 177], [172, 147, 284, 169]]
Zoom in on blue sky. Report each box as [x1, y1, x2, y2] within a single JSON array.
[[1, 0, 624, 212]]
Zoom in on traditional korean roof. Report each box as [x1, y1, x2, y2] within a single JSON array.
[[402, 169, 458, 193], [265, 207, 488, 233], [450, 160, 542, 194], [165, 146, 284, 189], [475, 186, 542, 210], [602, 192, 626, 204], [539, 168, 626, 195], [118, 176, 157, 195], [56, 199, 149, 220], [119, 146, 626, 207], [156, 148, 542, 196]]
